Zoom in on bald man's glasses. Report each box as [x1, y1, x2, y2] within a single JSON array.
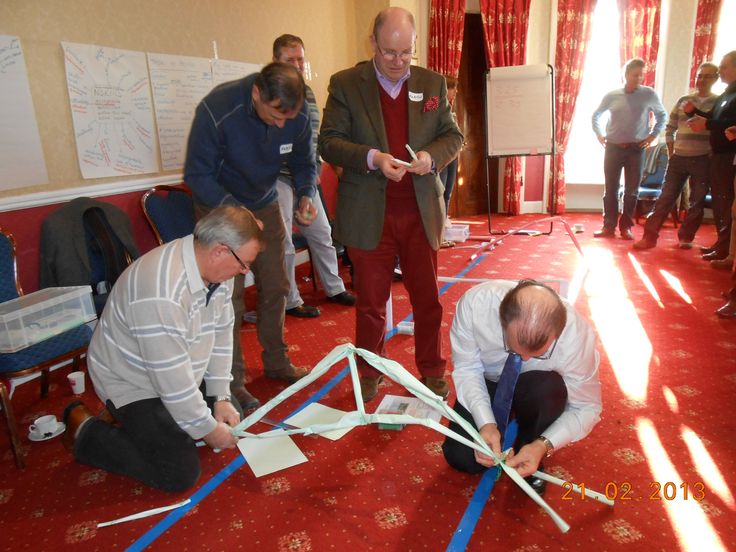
[[502, 327, 558, 360], [376, 43, 414, 62]]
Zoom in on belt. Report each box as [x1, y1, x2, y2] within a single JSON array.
[[610, 142, 640, 149]]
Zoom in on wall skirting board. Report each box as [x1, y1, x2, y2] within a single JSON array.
[[0, 174, 183, 213]]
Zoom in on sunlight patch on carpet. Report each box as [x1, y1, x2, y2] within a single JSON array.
[[659, 269, 693, 305], [636, 417, 728, 552], [681, 426, 736, 510], [628, 253, 664, 309], [661, 386, 679, 414], [584, 247, 650, 401]]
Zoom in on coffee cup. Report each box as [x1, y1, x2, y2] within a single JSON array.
[[68, 371, 86, 394], [573, 223, 584, 233], [30, 414, 58, 437]]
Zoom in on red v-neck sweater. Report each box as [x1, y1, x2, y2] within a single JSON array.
[[379, 84, 415, 200]]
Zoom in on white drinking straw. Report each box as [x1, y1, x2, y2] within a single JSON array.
[[97, 499, 191, 528]]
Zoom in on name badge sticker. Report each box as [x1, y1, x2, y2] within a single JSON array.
[[280, 143, 293, 154], [409, 91, 423, 102]]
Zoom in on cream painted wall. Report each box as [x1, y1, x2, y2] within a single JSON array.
[[0, 0, 705, 211], [527, 0, 552, 67], [0, 0, 400, 200], [658, 0, 698, 110]]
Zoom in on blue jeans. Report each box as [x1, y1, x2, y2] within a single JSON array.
[[643, 154, 710, 242], [602, 144, 645, 231], [440, 157, 458, 213]]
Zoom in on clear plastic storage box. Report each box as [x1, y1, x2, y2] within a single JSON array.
[[0, 286, 96, 353], [445, 224, 470, 243]]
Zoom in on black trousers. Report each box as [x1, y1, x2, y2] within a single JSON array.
[[74, 390, 242, 492], [710, 153, 736, 255], [442, 370, 567, 474]]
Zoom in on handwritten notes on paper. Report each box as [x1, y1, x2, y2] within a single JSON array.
[[55, 41, 262, 179], [486, 64, 553, 157], [147, 53, 212, 170], [212, 58, 262, 87], [62, 42, 158, 178], [0, 35, 49, 190]]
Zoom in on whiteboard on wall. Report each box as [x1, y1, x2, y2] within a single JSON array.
[[0, 35, 49, 190], [485, 64, 554, 157]]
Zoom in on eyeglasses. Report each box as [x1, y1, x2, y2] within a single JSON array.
[[502, 327, 558, 361], [696, 73, 718, 80], [227, 246, 250, 272], [376, 43, 414, 62]]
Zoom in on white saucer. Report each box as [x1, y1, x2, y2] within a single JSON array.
[[28, 422, 65, 442]]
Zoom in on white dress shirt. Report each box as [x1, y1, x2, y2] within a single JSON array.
[[451, 280, 602, 449]]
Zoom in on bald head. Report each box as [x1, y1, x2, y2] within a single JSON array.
[[370, 7, 416, 84], [372, 7, 415, 38], [500, 280, 567, 352]]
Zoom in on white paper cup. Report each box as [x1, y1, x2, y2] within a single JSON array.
[[68, 371, 86, 394], [573, 223, 584, 233], [30, 414, 58, 436]]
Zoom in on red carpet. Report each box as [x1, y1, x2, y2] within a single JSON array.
[[1, 213, 735, 551]]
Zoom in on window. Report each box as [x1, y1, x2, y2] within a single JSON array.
[[711, 0, 736, 95], [563, 0, 734, 186], [564, 0, 621, 185]]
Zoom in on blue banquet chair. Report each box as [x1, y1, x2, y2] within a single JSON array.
[[636, 143, 679, 227], [141, 185, 196, 245], [0, 228, 93, 469]]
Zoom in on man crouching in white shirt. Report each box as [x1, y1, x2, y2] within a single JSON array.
[[442, 280, 602, 495]]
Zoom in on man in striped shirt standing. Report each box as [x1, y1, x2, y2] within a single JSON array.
[[633, 62, 719, 251], [63, 206, 263, 492]]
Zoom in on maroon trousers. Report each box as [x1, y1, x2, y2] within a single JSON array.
[[349, 196, 446, 379]]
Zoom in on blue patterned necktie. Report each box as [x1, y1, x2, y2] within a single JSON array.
[[205, 283, 220, 306], [492, 352, 522, 439]]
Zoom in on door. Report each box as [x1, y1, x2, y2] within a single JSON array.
[[452, 13, 498, 217]]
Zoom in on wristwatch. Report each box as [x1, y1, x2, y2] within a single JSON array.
[[214, 395, 231, 403], [537, 435, 555, 457]]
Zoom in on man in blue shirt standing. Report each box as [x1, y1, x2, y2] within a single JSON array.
[[185, 63, 317, 410], [592, 58, 667, 240]]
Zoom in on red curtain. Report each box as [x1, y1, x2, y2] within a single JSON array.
[[617, 0, 661, 87], [428, 0, 467, 78], [689, 0, 723, 88], [480, 0, 532, 215], [549, 0, 598, 215]]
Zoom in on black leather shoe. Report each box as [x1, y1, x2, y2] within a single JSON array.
[[716, 300, 736, 319], [700, 246, 716, 254], [620, 228, 634, 240], [524, 474, 547, 496], [702, 251, 728, 261], [327, 291, 356, 306], [286, 304, 320, 318]]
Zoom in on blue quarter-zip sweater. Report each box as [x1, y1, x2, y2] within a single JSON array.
[[184, 74, 316, 211]]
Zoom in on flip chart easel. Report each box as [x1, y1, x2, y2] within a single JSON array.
[[484, 64, 556, 234]]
